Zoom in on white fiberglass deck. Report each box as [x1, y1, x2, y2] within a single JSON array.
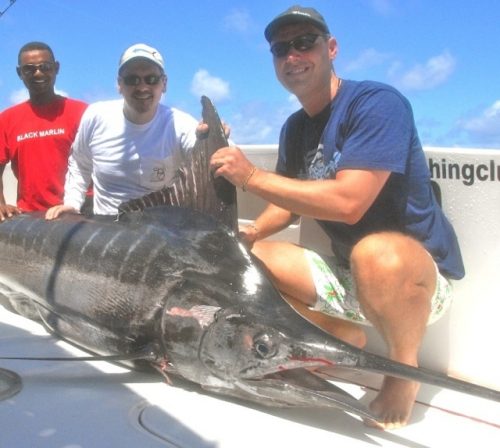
[[1, 303, 499, 447]]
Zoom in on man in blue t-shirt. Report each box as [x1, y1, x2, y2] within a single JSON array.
[[210, 5, 464, 430]]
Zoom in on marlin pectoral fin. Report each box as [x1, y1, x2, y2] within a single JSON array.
[[0, 282, 41, 321]]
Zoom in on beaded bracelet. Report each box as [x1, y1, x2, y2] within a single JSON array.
[[241, 166, 257, 192]]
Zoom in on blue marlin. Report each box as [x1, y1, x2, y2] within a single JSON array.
[[0, 97, 498, 424]]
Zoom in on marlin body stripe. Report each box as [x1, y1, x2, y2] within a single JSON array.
[[0, 97, 498, 424]]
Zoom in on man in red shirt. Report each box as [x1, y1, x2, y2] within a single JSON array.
[[0, 41, 87, 221]]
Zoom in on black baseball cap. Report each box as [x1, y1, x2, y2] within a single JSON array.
[[264, 5, 330, 42]]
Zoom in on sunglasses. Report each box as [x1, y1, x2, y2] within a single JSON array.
[[120, 74, 164, 86], [19, 62, 55, 76], [270, 33, 324, 58]]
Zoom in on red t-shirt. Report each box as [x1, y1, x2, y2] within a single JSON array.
[[0, 96, 87, 211]]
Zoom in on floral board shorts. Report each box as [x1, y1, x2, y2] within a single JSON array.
[[304, 249, 453, 326]]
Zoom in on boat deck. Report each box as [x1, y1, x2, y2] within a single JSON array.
[[1, 303, 499, 448]]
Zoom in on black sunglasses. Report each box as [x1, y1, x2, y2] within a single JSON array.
[[19, 62, 55, 76], [270, 33, 324, 58], [120, 74, 164, 86]]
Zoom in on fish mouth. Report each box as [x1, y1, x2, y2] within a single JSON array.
[[236, 368, 380, 422], [239, 356, 335, 380]]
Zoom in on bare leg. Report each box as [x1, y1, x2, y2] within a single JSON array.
[[350, 232, 437, 429], [252, 240, 366, 348], [284, 295, 366, 348]]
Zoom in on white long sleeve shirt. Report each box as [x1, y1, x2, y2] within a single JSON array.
[[64, 99, 198, 215]]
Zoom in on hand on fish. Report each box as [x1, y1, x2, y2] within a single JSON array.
[[196, 121, 231, 139], [45, 204, 79, 221], [238, 223, 260, 248], [0, 204, 22, 222], [210, 146, 257, 191]]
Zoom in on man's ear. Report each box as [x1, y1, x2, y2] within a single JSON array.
[[328, 36, 338, 61]]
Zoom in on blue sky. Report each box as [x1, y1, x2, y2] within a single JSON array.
[[1, 0, 499, 149]]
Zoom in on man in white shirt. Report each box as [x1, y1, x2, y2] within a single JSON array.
[[46, 43, 199, 217]]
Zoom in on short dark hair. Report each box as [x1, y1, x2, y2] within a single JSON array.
[[18, 41, 55, 65]]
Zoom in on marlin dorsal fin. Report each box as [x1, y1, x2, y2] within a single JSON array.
[[117, 96, 238, 232]]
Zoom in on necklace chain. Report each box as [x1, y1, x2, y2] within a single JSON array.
[[336, 77, 342, 96]]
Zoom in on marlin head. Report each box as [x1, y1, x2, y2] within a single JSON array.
[[155, 254, 377, 420]]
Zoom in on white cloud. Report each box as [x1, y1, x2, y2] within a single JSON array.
[[56, 88, 69, 98], [344, 48, 392, 73], [460, 100, 500, 142], [228, 96, 302, 145], [10, 88, 29, 104], [370, 0, 396, 16], [230, 113, 274, 144], [287, 94, 301, 111], [223, 8, 252, 33], [390, 51, 456, 91], [9, 87, 70, 105], [190, 69, 230, 102]]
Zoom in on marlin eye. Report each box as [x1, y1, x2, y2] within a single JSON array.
[[253, 334, 276, 359]]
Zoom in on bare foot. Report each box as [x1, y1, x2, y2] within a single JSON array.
[[364, 376, 420, 430]]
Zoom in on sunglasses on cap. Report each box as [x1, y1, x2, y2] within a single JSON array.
[[19, 62, 55, 76], [270, 33, 325, 58], [120, 74, 164, 86]]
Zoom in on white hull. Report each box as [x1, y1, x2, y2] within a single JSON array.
[[1, 146, 499, 447]]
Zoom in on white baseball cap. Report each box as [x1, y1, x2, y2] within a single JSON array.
[[118, 43, 164, 72]]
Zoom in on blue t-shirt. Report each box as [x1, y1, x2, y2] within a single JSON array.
[[276, 80, 465, 279]]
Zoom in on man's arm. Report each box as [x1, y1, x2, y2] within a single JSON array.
[[247, 167, 390, 224], [0, 163, 21, 221], [45, 151, 88, 220], [240, 202, 298, 246], [0, 163, 6, 206], [211, 146, 390, 225]]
